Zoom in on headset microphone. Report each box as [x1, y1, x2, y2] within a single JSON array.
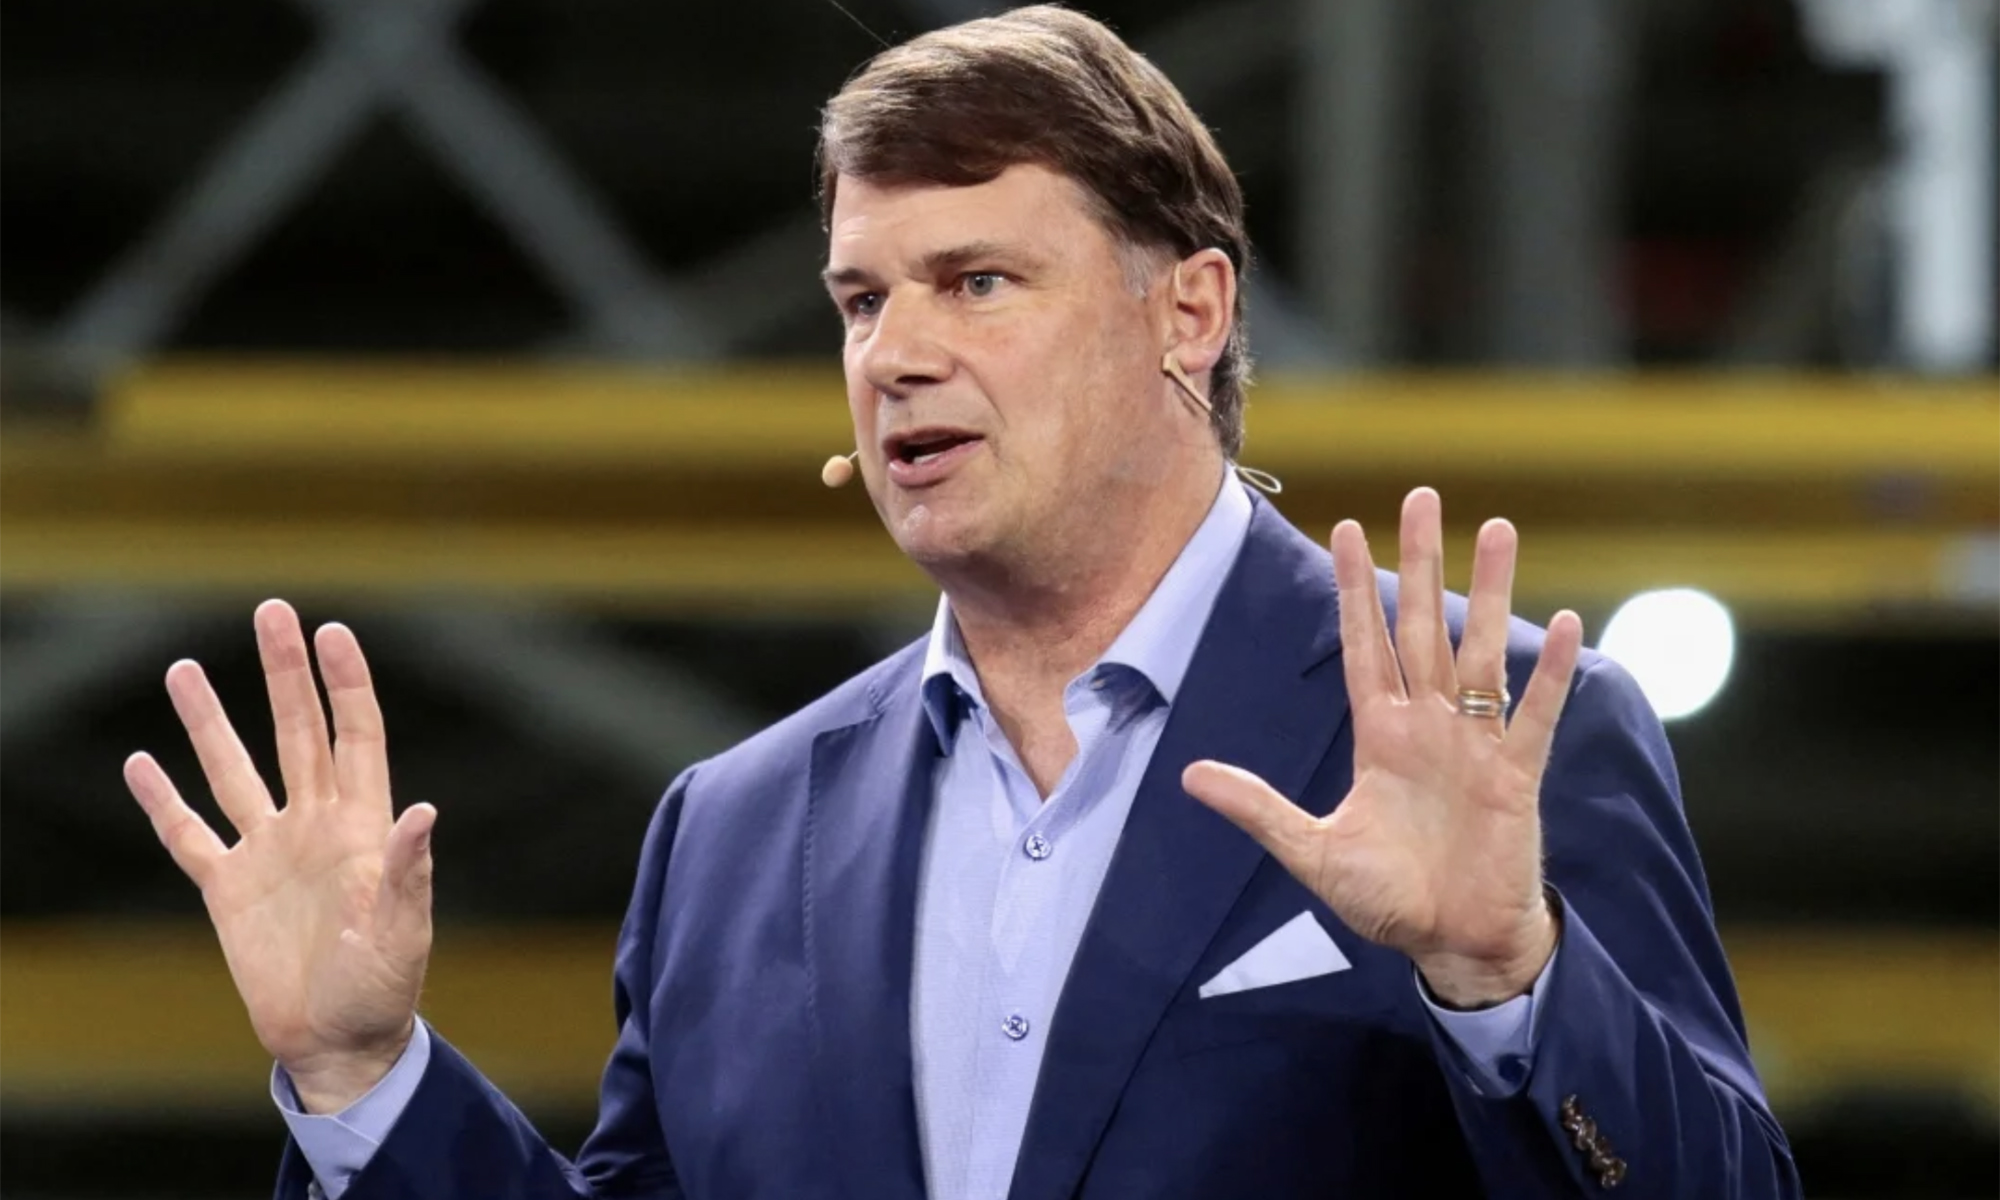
[[821, 452, 859, 488]]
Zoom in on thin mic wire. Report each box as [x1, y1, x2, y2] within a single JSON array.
[[820, 0, 892, 48]]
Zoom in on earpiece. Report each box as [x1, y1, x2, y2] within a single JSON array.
[[821, 451, 859, 488]]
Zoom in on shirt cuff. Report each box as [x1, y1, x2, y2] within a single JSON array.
[[272, 1021, 433, 1200], [1416, 940, 1558, 1098]]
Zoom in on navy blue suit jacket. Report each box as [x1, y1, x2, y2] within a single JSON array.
[[279, 496, 1799, 1198]]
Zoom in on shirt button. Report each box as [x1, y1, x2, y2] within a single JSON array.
[[1024, 832, 1053, 861], [1002, 1014, 1031, 1040]]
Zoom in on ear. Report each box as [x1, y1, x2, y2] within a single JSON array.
[[1163, 248, 1236, 377]]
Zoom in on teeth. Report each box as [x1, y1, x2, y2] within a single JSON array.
[[912, 450, 945, 464]]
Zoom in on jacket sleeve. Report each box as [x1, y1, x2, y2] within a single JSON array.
[[1435, 656, 1801, 1199], [274, 769, 696, 1200]]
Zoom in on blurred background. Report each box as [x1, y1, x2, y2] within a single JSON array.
[[1, 0, 1996, 1196]]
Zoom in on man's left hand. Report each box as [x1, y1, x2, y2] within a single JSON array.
[[1183, 487, 1584, 1008]]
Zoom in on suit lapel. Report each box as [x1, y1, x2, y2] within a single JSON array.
[[1006, 501, 1351, 1200], [804, 662, 937, 1200]]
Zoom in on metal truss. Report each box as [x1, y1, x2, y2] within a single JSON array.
[[1, 598, 766, 897], [368, 606, 763, 790], [0, 599, 220, 754], [51, 0, 1337, 373], [55, 0, 711, 369]]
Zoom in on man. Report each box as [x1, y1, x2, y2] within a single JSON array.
[[124, 7, 1799, 1198]]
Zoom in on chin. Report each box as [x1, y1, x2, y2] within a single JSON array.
[[885, 497, 1004, 573], [890, 513, 981, 568]]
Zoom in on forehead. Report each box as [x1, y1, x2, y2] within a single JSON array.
[[826, 163, 1114, 264]]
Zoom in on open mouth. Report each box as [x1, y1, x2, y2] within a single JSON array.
[[884, 428, 985, 486], [892, 431, 982, 465]]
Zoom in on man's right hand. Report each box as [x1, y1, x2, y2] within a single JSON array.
[[124, 599, 437, 1114]]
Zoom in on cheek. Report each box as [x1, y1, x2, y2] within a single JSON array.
[[982, 330, 1122, 468], [959, 325, 1045, 438], [843, 353, 875, 436], [1071, 315, 1151, 433]]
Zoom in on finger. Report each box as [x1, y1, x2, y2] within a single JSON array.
[[255, 600, 335, 809], [1395, 488, 1456, 700], [1183, 760, 1320, 869], [165, 659, 278, 836], [1331, 521, 1406, 702], [1454, 518, 1519, 713], [124, 751, 226, 888], [1501, 611, 1585, 775], [315, 623, 391, 810], [373, 803, 437, 949]]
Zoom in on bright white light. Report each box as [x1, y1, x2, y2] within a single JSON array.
[[1598, 588, 1736, 721]]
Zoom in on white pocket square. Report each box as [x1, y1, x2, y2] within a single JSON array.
[[1198, 911, 1351, 999]]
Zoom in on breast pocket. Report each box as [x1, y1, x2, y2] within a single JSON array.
[[1166, 960, 1406, 1059]]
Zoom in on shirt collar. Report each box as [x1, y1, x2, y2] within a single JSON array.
[[920, 474, 1255, 746]]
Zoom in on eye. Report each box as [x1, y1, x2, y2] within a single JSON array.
[[960, 272, 1005, 299], [845, 292, 883, 319]]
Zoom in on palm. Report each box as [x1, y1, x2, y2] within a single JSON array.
[[1310, 697, 1539, 957], [204, 798, 406, 1064], [1186, 489, 1582, 1000], [125, 601, 435, 1080]]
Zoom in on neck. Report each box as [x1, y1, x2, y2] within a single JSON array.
[[942, 463, 1225, 718]]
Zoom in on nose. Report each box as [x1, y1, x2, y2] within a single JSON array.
[[856, 293, 953, 401]]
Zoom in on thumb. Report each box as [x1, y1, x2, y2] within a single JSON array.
[[374, 803, 437, 949], [1183, 760, 1315, 864]]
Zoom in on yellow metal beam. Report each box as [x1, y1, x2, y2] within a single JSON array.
[[1, 518, 1988, 619], [5, 364, 1993, 622], [2, 922, 1991, 1118], [98, 362, 2000, 478]]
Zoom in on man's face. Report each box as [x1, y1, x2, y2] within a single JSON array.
[[824, 163, 1178, 578]]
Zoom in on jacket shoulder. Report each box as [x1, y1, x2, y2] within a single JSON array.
[[678, 634, 926, 804]]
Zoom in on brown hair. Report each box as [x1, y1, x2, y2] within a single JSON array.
[[816, 5, 1252, 458]]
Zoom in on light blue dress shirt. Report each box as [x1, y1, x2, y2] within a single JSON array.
[[908, 475, 1250, 1200], [276, 474, 1553, 1199]]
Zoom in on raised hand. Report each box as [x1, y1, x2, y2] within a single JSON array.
[[124, 600, 436, 1112], [1184, 488, 1584, 1007]]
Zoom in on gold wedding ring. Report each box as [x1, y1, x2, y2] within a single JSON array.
[[1455, 687, 1509, 719]]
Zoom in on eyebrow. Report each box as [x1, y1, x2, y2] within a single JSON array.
[[821, 239, 1041, 292]]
